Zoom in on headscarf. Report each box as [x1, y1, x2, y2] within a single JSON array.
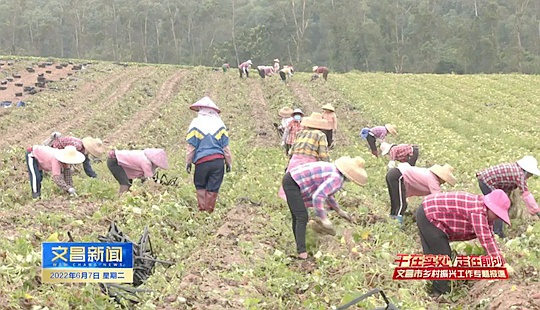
[[187, 107, 226, 138], [360, 128, 370, 140]]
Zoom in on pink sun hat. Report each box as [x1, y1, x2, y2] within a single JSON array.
[[190, 96, 221, 113], [483, 189, 511, 226], [144, 148, 169, 170]]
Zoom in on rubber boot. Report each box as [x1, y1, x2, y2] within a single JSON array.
[[118, 185, 130, 197], [196, 189, 207, 211], [205, 191, 219, 213]]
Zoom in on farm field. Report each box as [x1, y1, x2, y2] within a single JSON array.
[[0, 59, 539, 310]]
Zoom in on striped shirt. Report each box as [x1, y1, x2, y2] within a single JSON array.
[[52, 136, 86, 154], [477, 163, 528, 193], [370, 126, 388, 139], [389, 144, 415, 162], [289, 128, 329, 161], [290, 162, 344, 218], [423, 192, 502, 258]]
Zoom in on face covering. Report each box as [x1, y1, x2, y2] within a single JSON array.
[[294, 115, 301, 121]]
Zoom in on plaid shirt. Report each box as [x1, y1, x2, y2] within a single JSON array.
[[389, 144, 414, 162], [290, 162, 344, 218], [423, 192, 502, 258], [370, 126, 388, 140], [289, 128, 329, 161], [284, 120, 303, 145], [52, 167, 73, 191], [51, 136, 86, 154], [477, 162, 528, 194]]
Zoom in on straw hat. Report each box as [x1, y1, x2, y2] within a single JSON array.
[[301, 112, 332, 130], [429, 164, 457, 186], [274, 59, 280, 63], [385, 124, 397, 136], [335, 156, 368, 186], [313, 66, 319, 71], [54, 145, 85, 164], [144, 148, 169, 170], [292, 108, 304, 116], [82, 137, 105, 158], [483, 189, 511, 225], [190, 96, 221, 113], [380, 142, 393, 156], [279, 107, 293, 118], [517, 156, 540, 176], [321, 104, 335, 112]]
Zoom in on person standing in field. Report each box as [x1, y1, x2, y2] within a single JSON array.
[[386, 163, 456, 223], [476, 156, 540, 238], [107, 148, 169, 196], [186, 96, 232, 213], [321, 104, 337, 148], [238, 60, 252, 78], [26, 145, 85, 198], [47, 134, 105, 178], [273, 59, 280, 73], [282, 108, 304, 156], [417, 190, 511, 296], [282, 156, 367, 259], [222, 63, 230, 73], [279, 66, 294, 82], [360, 124, 397, 157], [312, 66, 329, 81], [380, 142, 420, 168]]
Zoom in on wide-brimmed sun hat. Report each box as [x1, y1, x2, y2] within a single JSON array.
[[321, 104, 335, 112], [274, 59, 280, 63], [54, 145, 85, 164], [301, 112, 332, 130], [380, 142, 393, 156], [144, 148, 169, 170], [313, 66, 319, 71], [430, 164, 457, 186], [335, 156, 368, 186], [385, 124, 398, 136], [190, 96, 221, 113], [483, 189, 511, 226], [247, 60, 252, 65], [292, 108, 304, 116], [517, 156, 540, 176], [82, 137, 105, 158], [278, 107, 293, 118]]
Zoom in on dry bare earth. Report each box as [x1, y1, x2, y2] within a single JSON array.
[[246, 79, 278, 147]]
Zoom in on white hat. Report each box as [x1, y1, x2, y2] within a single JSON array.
[[517, 156, 540, 176], [54, 145, 85, 164], [247, 60, 252, 65], [292, 108, 304, 116], [274, 59, 280, 63], [380, 142, 393, 156], [313, 66, 319, 71], [190, 96, 221, 113]]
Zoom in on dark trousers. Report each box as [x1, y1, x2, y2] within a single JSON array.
[[239, 68, 249, 78], [83, 155, 97, 178], [417, 205, 451, 294], [285, 144, 292, 156], [279, 71, 286, 82], [194, 159, 225, 192], [26, 151, 43, 198], [322, 71, 328, 81], [107, 158, 132, 186], [258, 69, 265, 78], [478, 180, 505, 238], [408, 146, 420, 166], [367, 133, 377, 155], [322, 129, 333, 147], [386, 168, 407, 215], [283, 172, 308, 254]]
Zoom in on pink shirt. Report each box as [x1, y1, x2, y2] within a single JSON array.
[[32, 145, 67, 177], [398, 163, 441, 197], [115, 150, 155, 179]]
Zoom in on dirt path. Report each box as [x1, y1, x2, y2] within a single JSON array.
[[247, 79, 278, 147], [106, 69, 185, 145]]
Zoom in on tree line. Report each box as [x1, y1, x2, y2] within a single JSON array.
[[0, 0, 538, 73]]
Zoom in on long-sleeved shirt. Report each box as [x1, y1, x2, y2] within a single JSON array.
[[423, 191, 503, 258], [51, 136, 87, 155], [321, 111, 337, 130], [281, 67, 293, 77], [290, 162, 344, 218], [281, 117, 293, 129], [370, 126, 389, 140], [389, 144, 415, 162], [239, 62, 250, 69], [289, 128, 329, 161], [114, 150, 155, 179], [398, 163, 441, 197], [315, 67, 329, 74], [186, 144, 232, 165], [31, 145, 72, 191], [283, 120, 303, 145]]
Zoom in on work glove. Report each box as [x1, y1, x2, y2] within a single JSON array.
[[337, 209, 353, 223], [226, 164, 232, 173], [186, 163, 192, 174], [68, 188, 76, 195]]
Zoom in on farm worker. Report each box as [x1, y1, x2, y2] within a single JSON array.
[[386, 163, 456, 223], [42, 131, 62, 146], [273, 59, 280, 72], [107, 148, 169, 196], [48, 134, 105, 178], [279, 66, 294, 82], [360, 124, 397, 157], [282, 108, 304, 156], [476, 156, 540, 238], [312, 66, 329, 81], [279, 112, 331, 200], [26, 145, 85, 198], [257, 66, 274, 79], [321, 104, 337, 147], [222, 63, 230, 73], [186, 96, 232, 213], [238, 60, 252, 78], [417, 190, 510, 295], [380, 142, 420, 168], [276, 107, 294, 139], [282, 156, 368, 259]]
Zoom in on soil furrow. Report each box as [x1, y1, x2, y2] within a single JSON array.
[[247, 79, 278, 147]]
